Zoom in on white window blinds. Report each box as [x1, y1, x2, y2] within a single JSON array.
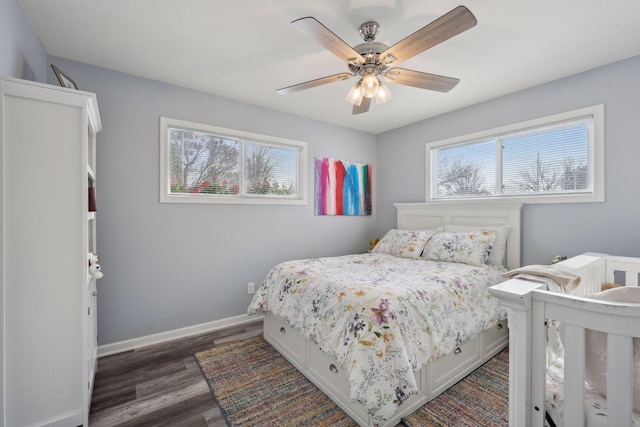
[[427, 105, 603, 203]]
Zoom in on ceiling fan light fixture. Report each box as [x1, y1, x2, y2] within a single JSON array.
[[375, 80, 392, 105], [361, 73, 380, 98], [345, 81, 364, 106]]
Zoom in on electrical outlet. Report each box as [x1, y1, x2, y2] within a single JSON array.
[[247, 282, 255, 294]]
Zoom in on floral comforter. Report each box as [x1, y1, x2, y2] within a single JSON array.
[[247, 252, 505, 425]]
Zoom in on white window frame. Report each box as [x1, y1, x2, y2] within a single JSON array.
[[425, 104, 604, 204], [160, 117, 307, 205]]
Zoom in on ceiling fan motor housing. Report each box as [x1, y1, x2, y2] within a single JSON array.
[[359, 21, 379, 42]]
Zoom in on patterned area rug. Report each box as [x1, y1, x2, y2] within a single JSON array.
[[195, 334, 508, 427], [402, 347, 509, 427], [194, 335, 358, 426]]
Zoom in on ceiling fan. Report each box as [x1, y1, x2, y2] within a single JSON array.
[[277, 6, 477, 115]]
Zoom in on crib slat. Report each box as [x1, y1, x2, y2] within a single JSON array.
[[606, 255, 640, 286], [563, 323, 586, 427], [606, 334, 634, 427], [531, 299, 548, 427]]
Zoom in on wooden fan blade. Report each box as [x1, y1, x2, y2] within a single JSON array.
[[384, 68, 459, 92], [277, 73, 354, 95], [352, 96, 371, 115], [292, 17, 365, 65], [378, 6, 476, 65]]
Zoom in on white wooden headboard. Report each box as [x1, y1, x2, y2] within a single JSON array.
[[395, 201, 523, 270]]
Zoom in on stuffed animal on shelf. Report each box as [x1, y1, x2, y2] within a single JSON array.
[[88, 252, 104, 280]]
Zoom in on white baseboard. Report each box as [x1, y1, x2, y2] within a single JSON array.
[[97, 313, 264, 357], [42, 413, 82, 427]]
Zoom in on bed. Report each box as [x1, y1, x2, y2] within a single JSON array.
[[248, 201, 522, 427], [490, 253, 640, 427]]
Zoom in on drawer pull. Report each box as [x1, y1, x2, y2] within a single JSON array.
[[279, 326, 286, 334], [454, 347, 462, 354], [497, 323, 503, 330], [329, 364, 338, 373]]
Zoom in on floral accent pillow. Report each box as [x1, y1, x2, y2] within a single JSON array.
[[444, 225, 510, 267], [372, 229, 437, 259], [421, 231, 496, 266]]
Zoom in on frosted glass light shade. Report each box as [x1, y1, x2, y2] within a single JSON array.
[[361, 73, 380, 98], [345, 82, 364, 106], [375, 80, 392, 105]]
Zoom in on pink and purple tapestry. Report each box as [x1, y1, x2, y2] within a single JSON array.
[[315, 157, 372, 216]]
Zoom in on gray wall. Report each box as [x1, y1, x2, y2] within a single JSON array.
[[47, 58, 377, 345], [377, 55, 640, 265], [0, 0, 46, 81]]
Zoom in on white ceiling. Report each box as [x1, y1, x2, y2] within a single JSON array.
[[20, 0, 640, 134]]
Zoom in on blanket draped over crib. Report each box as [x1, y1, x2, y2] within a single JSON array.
[[502, 264, 581, 293], [248, 253, 504, 424]]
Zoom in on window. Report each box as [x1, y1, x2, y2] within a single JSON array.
[[426, 105, 604, 203], [160, 117, 307, 205]]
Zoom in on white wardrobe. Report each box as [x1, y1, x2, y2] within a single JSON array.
[[0, 78, 102, 426]]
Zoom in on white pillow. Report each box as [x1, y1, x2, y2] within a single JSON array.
[[444, 224, 510, 267], [372, 229, 437, 259], [584, 287, 640, 412]]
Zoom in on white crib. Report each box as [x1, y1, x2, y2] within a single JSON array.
[[490, 253, 640, 427]]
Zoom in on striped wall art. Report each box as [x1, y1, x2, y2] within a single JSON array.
[[315, 157, 372, 216]]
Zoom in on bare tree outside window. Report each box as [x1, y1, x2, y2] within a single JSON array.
[[245, 145, 276, 194], [245, 143, 297, 195], [517, 152, 562, 192], [169, 130, 239, 194], [560, 159, 588, 190], [437, 159, 489, 197]]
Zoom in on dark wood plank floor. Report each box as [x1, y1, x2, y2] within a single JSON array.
[[89, 320, 404, 427], [89, 320, 263, 427]]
